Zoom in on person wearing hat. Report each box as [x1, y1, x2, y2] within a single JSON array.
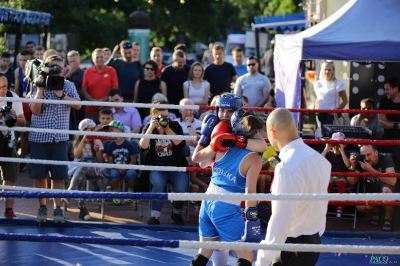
[[67, 118, 104, 221], [103, 120, 139, 205], [321, 132, 354, 221]]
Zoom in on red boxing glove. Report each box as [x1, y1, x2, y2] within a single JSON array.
[[210, 133, 248, 152], [211, 121, 231, 139]]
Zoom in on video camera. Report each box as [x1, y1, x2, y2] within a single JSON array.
[[1, 106, 16, 127], [156, 115, 169, 128], [24, 59, 64, 90]]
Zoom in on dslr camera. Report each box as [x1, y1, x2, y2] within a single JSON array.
[[1, 106, 16, 127], [355, 154, 366, 162], [156, 115, 169, 128]]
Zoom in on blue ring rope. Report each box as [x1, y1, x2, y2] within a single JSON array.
[[0, 233, 180, 247], [0, 191, 169, 200]]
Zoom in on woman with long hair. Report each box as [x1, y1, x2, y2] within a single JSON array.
[[184, 62, 210, 117], [314, 61, 348, 128]]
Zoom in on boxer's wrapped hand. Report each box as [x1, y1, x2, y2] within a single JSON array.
[[241, 207, 262, 243], [198, 114, 219, 147]]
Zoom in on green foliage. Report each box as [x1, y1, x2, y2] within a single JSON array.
[[0, 0, 301, 56]]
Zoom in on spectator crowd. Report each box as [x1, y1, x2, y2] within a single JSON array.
[[0, 40, 399, 233]]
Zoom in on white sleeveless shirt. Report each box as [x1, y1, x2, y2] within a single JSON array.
[[184, 80, 209, 103]]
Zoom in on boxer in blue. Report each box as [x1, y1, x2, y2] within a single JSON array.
[[190, 109, 265, 266]]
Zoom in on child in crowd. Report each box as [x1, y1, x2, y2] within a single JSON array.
[[67, 119, 104, 221], [103, 120, 139, 205], [95, 108, 114, 135], [321, 132, 352, 221]]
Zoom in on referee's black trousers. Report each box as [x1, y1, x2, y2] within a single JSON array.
[[272, 232, 321, 266]]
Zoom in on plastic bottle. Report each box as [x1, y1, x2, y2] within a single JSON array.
[[314, 127, 322, 140]]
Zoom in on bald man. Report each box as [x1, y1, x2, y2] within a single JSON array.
[[174, 98, 202, 154], [256, 108, 331, 266]]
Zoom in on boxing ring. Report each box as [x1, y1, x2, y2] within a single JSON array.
[[1, 97, 400, 266]]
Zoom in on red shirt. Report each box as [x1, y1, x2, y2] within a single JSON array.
[[82, 66, 118, 114], [155, 64, 166, 78]]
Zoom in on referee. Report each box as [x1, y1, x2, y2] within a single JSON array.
[[256, 108, 331, 266]]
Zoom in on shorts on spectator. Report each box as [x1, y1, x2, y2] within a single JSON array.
[[0, 147, 18, 182], [29, 141, 68, 180], [109, 169, 138, 182], [365, 181, 398, 194], [22, 102, 32, 121]]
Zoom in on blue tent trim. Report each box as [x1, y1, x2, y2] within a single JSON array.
[[0, 7, 51, 26], [254, 13, 306, 31]]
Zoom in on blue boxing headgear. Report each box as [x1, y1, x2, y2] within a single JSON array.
[[215, 93, 243, 114], [231, 109, 256, 138]]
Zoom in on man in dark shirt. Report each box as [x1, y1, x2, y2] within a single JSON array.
[[378, 77, 400, 172], [204, 44, 237, 103], [350, 145, 397, 231], [0, 52, 14, 90], [160, 50, 190, 117]]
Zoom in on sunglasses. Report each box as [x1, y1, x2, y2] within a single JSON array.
[[121, 43, 133, 49], [247, 63, 256, 67], [145, 67, 154, 71]]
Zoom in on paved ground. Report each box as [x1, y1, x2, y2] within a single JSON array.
[[1, 167, 399, 232]]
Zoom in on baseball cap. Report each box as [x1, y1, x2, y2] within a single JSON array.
[[103, 120, 124, 131], [78, 119, 96, 131], [331, 132, 346, 140]]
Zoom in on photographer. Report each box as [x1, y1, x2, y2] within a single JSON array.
[[29, 55, 81, 224], [139, 101, 188, 226], [350, 145, 397, 231], [0, 73, 26, 218]]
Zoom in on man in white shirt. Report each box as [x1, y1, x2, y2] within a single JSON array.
[[174, 98, 202, 156], [257, 108, 331, 266]]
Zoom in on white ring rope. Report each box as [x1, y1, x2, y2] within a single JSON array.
[[0, 126, 197, 141], [1, 184, 400, 201], [178, 241, 400, 255], [0, 97, 200, 110]]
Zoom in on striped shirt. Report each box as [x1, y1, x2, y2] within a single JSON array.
[[29, 80, 80, 143]]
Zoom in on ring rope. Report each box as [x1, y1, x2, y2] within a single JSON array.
[[1, 157, 399, 178], [2, 96, 400, 115], [0, 189, 399, 201], [1, 126, 400, 145], [0, 233, 398, 254]]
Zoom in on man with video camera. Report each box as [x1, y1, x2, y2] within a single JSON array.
[[29, 55, 81, 224], [350, 144, 397, 231], [0, 73, 26, 218]]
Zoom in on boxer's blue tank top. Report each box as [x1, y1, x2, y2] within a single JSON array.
[[18, 67, 27, 96], [211, 147, 253, 193]]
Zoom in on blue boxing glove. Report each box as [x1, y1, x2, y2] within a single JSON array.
[[198, 114, 219, 147], [241, 207, 262, 243]]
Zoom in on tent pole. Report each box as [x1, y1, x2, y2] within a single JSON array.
[[255, 28, 261, 73], [14, 22, 23, 69]]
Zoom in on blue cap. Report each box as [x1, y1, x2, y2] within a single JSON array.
[[231, 109, 256, 138], [215, 93, 243, 114]]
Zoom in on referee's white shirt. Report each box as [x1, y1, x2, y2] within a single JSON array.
[[257, 138, 331, 265]]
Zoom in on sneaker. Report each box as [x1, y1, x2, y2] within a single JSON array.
[[171, 212, 184, 226], [36, 207, 47, 223], [4, 210, 16, 218], [106, 184, 112, 190], [194, 205, 200, 216], [125, 190, 134, 203], [334, 212, 342, 222], [147, 217, 160, 225], [79, 206, 91, 221], [53, 208, 65, 224], [113, 199, 121, 205]]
